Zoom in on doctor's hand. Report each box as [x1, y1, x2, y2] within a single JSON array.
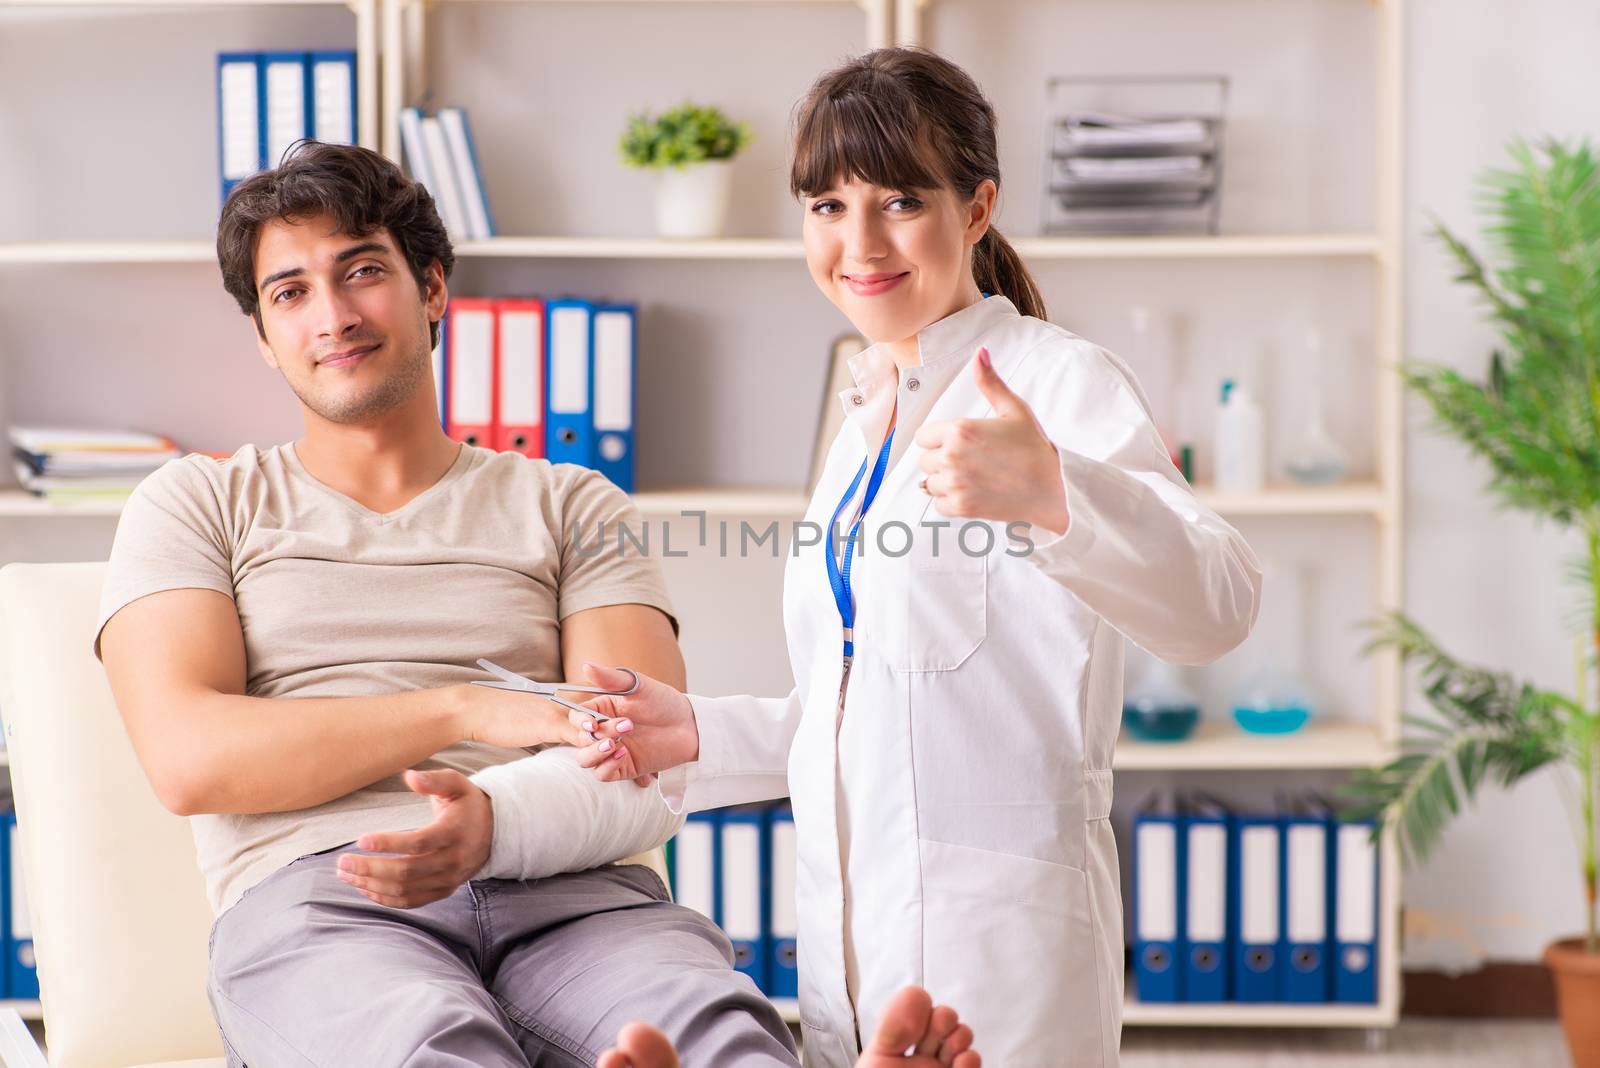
[[913, 347, 1070, 536], [336, 768, 491, 909], [571, 663, 700, 784]]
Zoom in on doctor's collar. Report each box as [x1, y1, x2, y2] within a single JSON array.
[[838, 295, 1020, 444], [909, 293, 1019, 368]]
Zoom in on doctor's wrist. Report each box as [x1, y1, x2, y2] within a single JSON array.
[[675, 691, 701, 766]]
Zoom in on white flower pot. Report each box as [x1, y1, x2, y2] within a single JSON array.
[[654, 160, 733, 239]]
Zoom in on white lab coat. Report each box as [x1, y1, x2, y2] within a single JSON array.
[[663, 296, 1261, 1067]]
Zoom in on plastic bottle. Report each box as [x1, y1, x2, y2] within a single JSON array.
[[1130, 305, 1184, 472], [1213, 379, 1264, 492], [1283, 328, 1348, 486]]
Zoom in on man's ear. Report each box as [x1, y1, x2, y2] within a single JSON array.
[[253, 315, 281, 371], [423, 259, 448, 324], [966, 178, 998, 244]]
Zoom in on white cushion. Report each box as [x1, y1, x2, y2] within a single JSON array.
[[0, 564, 224, 1068]]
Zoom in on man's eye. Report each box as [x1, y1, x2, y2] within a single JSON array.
[[352, 265, 382, 278], [273, 288, 303, 304]]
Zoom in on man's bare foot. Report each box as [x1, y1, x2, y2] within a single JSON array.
[[596, 1021, 679, 1068], [859, 986, 980, 1068], [594, 985, 978, 1068]]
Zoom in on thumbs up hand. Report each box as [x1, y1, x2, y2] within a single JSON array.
[[912, 347, 1070, 535]]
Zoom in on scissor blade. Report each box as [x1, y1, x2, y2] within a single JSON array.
[[476, 658, 543, 691], [472, 680, 540, 693], [470, 681, 614, 722]]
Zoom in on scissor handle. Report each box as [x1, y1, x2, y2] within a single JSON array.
[[552, 668, 640, 698]]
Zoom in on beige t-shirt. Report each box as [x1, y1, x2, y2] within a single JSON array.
[[94, 442, 675, 915]]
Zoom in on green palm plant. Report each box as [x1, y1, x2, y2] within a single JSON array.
[[1341, 138, 1600, 954]]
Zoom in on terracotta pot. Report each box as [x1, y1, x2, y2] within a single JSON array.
[[1546, 937, 1600, 1068]]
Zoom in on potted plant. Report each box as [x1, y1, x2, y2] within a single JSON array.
[[1343, 139, 1600, 1067], [619, 102, 752, 239]]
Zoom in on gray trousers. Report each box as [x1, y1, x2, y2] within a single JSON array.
[[207, 846, 800, 1067]]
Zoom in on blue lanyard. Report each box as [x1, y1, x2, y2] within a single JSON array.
[[824, 429, 895, 659]]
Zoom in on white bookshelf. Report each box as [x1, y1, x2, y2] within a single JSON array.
[[895, 0, 1408, 1035]]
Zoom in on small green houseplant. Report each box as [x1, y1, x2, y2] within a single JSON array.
[[1341, 139, 1600, 1066], [619, 103, 752, 239]]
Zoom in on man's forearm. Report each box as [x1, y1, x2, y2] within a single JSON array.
[[470, 747, 684, 880], [164, 686, 465, 816]]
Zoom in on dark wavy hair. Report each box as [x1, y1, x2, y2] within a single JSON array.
[[216, 140, 455, 348], [790, 48, 1045, 321]]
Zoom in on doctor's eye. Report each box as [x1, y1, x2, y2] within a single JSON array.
[[809, 199, 844, 216], [887, 195, 924, 212]]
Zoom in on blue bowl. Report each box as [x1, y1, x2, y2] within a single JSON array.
[[1233, 705, 1311, 735], [1123, 703, 1200, 743]]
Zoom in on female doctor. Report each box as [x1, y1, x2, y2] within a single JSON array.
[[580, 48, 1262, 1068]]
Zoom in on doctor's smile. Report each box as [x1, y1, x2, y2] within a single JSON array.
[[842, 271, 911, 296]]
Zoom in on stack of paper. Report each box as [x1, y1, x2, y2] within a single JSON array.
[[11, 427, 182, 502], [1048, 111, 1222, 233]]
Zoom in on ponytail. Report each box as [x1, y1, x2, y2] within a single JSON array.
[[974, 227, 1046, 321]]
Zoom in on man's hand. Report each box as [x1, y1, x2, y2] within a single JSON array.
[[573, 663, 700, 783], [453, 683, 591, 751], [337, 768, 493, 909]]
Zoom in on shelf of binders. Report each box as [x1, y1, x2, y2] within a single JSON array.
[[0, 481, 1391, 520], [0, 233, 1386, 267]]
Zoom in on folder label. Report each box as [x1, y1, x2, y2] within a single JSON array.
[[450, 308, 494, 424], [498, 304, 543, 444], [219, 58, 260, 182], [1337, 824, 1376, 943], [549, 306, 591, 415], [593, 312, 633, 438], [674, 818, 715, 921], [1239, 824, 1278, 947], [1186, 822, 1226, 943], [311, 54, 355, 145], [264, 56, 307, 169], [1287, 823, 1327, 944], [1135, 821, 1176, 943], [770, 808, 799, 997], [721, 820, 762, 968]]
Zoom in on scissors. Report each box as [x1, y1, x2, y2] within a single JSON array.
[[471, 658, 640, 723]]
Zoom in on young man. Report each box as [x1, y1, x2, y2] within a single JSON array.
[[95, 140, 798, 1066]]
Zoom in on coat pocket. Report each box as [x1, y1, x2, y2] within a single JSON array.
[[918, 838, 1111, 1068], [798, 1018, 855, 1068], [882, 517, 989, 673]]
